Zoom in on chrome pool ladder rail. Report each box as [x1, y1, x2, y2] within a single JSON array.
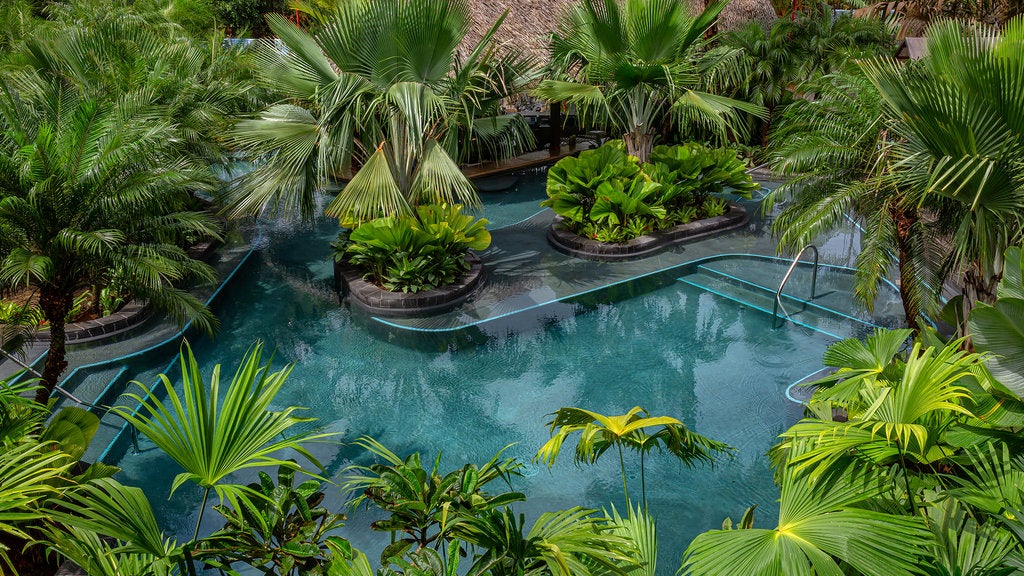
[[772, 245, 819, 329]]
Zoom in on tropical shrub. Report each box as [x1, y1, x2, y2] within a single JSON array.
[[0, 301, 44, 327], [197, 464, 347, 575], [536, 0, 763, 162], [683, 249, 1024, 574], [340, 437, 524, 560], [340, 204, 490, 293], [543, 141, 756, 243], [215, 0, 287, 37]]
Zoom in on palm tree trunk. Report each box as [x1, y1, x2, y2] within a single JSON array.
[[36, 287, 72, 405], [893, 207, 921, 327], [622, 129, 654, 164]]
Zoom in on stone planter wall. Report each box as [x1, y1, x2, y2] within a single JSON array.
[[547, 202, 748, 261], [335, 253, 484, 317], [31, 300, 151, 344]]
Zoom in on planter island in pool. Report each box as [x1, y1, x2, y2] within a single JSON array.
[[334, 252, 485, 316], [547, 202, 749, 261]]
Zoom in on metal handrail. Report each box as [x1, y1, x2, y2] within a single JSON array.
[[772, 245, 819, 329]]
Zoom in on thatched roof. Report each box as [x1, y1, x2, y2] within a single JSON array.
[[463, 0, 577, 62], [464, 0, 777, 61]]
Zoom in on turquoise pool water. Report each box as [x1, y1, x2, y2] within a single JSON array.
[[101, 168, 897, 574]]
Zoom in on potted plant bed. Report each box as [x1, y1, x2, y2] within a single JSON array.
[[332, 204, 490, 317], [541, 140, 759, 261]]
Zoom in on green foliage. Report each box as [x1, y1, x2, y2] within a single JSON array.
[[543, 141, 755, 242], [682, 452, 934, 576], [342, 204, 490, 293], [228, 0, 535, 222], [198, 464, 349, 575], [862, 18, 1024, 318], [340, 437, 525, 557], [161, 0, 219, 37], [454, 506, 640, 576], [0, 300, 44, 327], [684, 304, 1024, 575], [214, 0, 287, 37], [536, 0, 764, 161], [971, 246, 1024, 397], [716, 12, 895, 149], [536, 406, 732, 508], [113, 340, 329, 541]]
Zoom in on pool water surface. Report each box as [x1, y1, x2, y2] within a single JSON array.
[[104, 169, 892, 574]]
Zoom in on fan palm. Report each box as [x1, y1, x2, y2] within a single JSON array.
[[113, 340, 328, 542], [861, 18, 1024, 330], [774, 332, 984, 514], [535, 406, 731, 508], [0, 440, 74, 573], [680, 446, 934, 576], [454, 506, 639, 576], [535, 0, 764, 162], [227, 0, 536, 223], [0, 76, 221, 404]]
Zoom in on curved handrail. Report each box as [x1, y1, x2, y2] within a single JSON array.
[[772, 245, 819, 329]]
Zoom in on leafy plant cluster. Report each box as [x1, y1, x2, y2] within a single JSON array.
[[681, 244, 1024, 575], [0, 340, 733, 576], [718, 11, 895, 150], [0, 0, 267, 401], [543, 140, 758, 243], [337, 204, 491, 293]]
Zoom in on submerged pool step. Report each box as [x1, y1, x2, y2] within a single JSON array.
[[677, 271, 866, 341], [697, 256, 903, 326], [694, 265, 882, 331]]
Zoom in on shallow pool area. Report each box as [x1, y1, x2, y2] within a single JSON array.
[[63, 167, 903, 574]]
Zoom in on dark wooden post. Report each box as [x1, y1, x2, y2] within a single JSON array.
[[549, 101, 562, 156]]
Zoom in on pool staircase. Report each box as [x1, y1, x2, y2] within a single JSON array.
[[677, 252, 899, 341]]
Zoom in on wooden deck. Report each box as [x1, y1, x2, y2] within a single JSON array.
[[463, 147, 579, 180]]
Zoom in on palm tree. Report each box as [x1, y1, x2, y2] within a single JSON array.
[[860, 19, 1024, 331], [535, 406, 731, 508], [114, 340, 329, 542], [227, 0, 536, 223], [0, 76, 221, 404], [764, 69, 937, 325], [16, 10, 263, 164], [535, 0, 764, 162]]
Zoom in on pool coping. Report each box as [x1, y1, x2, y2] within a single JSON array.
[[336, 253, 485, 317], [546, 203, 749, 261]]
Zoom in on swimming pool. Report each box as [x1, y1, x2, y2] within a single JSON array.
[[86, 168, 900, 573]]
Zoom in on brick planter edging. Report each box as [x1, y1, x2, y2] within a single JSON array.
[[335, 253, 484, 317], [547, 203, 749, 261], [30, 300, 151, 344]]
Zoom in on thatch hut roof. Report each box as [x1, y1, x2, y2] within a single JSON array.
[[464, 0, 777, 62]]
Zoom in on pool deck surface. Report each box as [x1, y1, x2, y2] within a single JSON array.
[[464, 148, 577, 179]]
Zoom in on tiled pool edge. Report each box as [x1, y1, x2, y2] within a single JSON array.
[[85, 239, 261, 464]]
